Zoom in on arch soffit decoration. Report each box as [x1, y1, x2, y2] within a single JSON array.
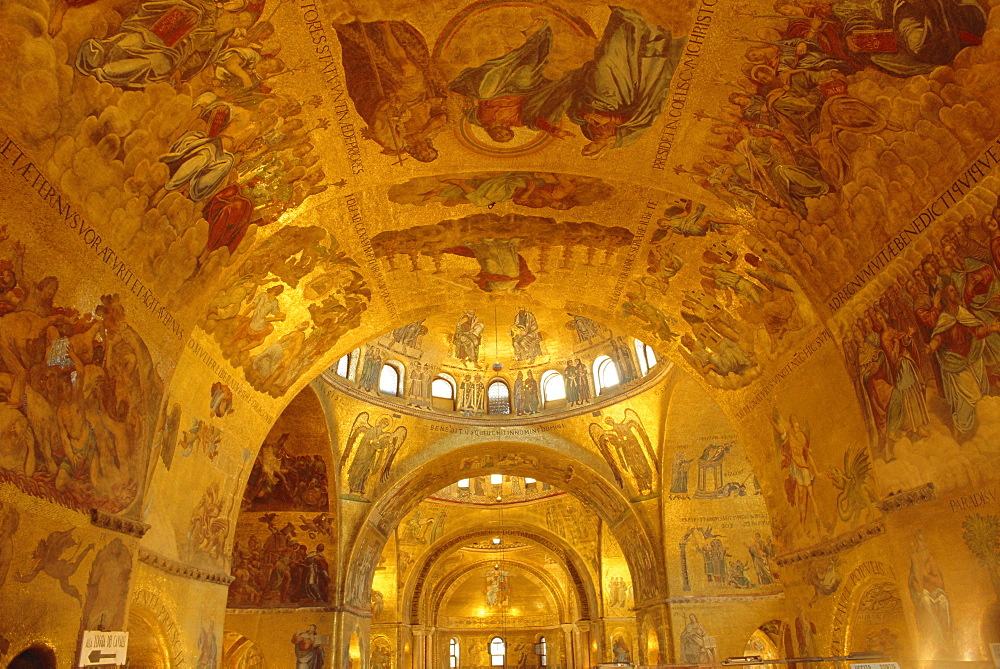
[[828, 560, 902, 656], [403, 525, 599, 623], [368, 439, 637, 529], [344, 443, 663, 603], [427, 558, 570, 626]]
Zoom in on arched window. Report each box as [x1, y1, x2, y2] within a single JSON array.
[[540, 370, 565, 407], [535, 637, 547, 667], [490, 637, 506, 667], [488, 379, 511, 415], [379, 363, 401, 396], [644, 343, 657, 371], [335, 353, 350, 378], [634, 339, 649, 376], [348, 348, 360, 380], [449, 638, 460, 668], [593, 355, 620, 395], [634, 338, 657, 376], [432, 375, 456, 399]]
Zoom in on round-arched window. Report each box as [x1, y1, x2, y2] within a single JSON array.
[[536, 637, 547, 667], [593, 355, 620, 394], [634, 338, 657, 376], [379, 363, 401, 396], [490, 637, 506, 667], [540, 371, 565, 407], [488, 379, 511, 415], [432, 375, 456, 400], [335, 353, 350, 378]]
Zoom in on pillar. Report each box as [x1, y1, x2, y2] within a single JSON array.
[[560, 624, 575, 669], [411, 626, 426, 669], [425, 626, 436, 669]]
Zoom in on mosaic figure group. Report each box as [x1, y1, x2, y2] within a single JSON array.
[[841, 202, 1000, 456], [684, 0, 987, 217], [564, 359, 594, 406], [229, 526, 330, 608], [335, 7, 686, 163], [513, 371, 541, 415], [0, 238, 162, 513], [406, 362, 436, 409], [458, 375, 487, 416], [242, 434, 330, 512]]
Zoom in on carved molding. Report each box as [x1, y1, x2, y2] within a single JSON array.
[[227, 606, 337, 614], [90, 508, 150, 538], [437, 614, 558, 628], [664, 592, 785, 604], [775, 519, 886, 566], [876, 482, 937, 514], [139, 548, 235, 585]]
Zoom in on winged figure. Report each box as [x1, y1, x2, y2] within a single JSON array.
[[588, 421, 625, 489], [299, 512, 334, 538], [15, 527, 94, 603], [343, 412, 408, 497], [189, 482, 231, 561], [827, 446, 878, 527], [807, 556, 842, 605], [588, 408, 658, 494], [771, 409, 826, 536]]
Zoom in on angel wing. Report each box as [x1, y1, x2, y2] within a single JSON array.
[[342, 412, 372, 469], [846, 446, 872, 484], [210, 517, 231, 537], [588, 423, 625, 489], [624, 408, 658, 473], [379, 425, 408, 483], [746, 268, 793, 292]]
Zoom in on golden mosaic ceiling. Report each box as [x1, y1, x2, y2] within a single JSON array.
[[427, 475, 566, 506], [5, 0, 1000, 661], [3, 0, 996, 408], [1, 0, 999, 601]]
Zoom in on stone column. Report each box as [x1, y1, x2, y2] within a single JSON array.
[[411, 626, 426, 669], [425, 626, 436, 669], [560, 624, 575, 669], [575, 622, 592, 669]]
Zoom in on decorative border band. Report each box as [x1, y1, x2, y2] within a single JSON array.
[[90, 508, 150, 538], [226, 606, 337, 614], [775, 519, 886, 566], [876, 482, 937, 514], [139, 548, 235, 585], [665, 592, 785, 604]]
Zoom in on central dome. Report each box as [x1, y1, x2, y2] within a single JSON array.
[[323, 306, 664, 421]]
